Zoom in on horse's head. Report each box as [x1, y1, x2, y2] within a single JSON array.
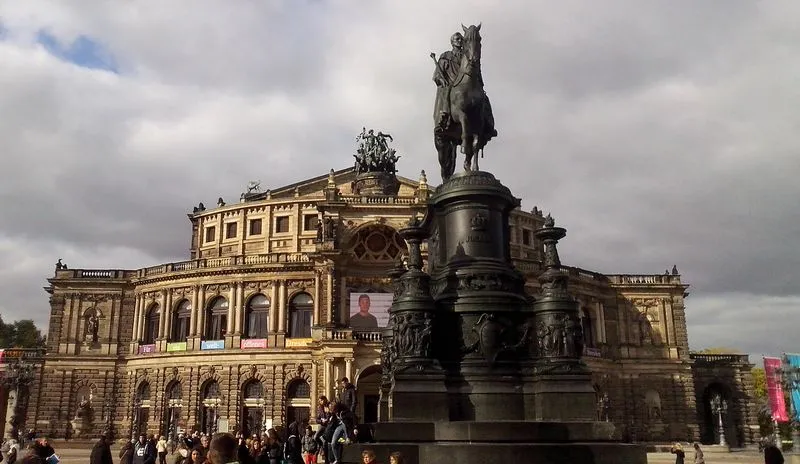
[[461, 23, 482, 66]]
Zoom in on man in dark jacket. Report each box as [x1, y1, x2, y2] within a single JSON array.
[[132, 434, 156, 464], [763, 439, 784, 464], [90, 433, 114, 464], [338, 378, 357, 415], [31, 438, 55, 461]]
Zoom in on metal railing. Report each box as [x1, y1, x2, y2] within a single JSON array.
[[690, 353, 750, 364]]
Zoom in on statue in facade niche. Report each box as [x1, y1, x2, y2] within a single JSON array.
[[432, 24, 497, 180], [86, 313, 99, 343]]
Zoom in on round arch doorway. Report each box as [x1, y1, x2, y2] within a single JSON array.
[[356, 365, 381, 423], [701, 382, 738, 447]]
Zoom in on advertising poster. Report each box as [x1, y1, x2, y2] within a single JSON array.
[[764, 356, 789, 422], [348, 292, 392, 329]]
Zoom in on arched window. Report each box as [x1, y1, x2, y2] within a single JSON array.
[[200, 380, 221, 435], [143, 304, 160, 345], [205, 297, 228, 340], [580, 308, 595, 348], [203, 381, 220, 400], [137, 382, 151, 402], [287, 379, 310, 399], [168, 382, 182, 400], [288, 293, 313, 338], [242, 381, 264, 437], [171, 300, 192, 342], [244, 381, 263, 400], [245, 294, 270, 339]]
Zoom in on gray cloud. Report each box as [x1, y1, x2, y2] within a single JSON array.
[[1, 1, 799, 358]]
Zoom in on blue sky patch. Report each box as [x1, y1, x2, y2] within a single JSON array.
[[36, 30, 119, 73]]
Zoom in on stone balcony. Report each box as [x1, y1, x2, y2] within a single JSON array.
[[690, 353, 751, 365], [51, 252, 314, 283], [607, 273, 683, 285]]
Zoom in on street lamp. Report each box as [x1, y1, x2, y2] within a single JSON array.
[[709, 394, 728, 447], [778, 355, 800, 453], [131, 395, 143, 441], [103, 397, 113, 438]]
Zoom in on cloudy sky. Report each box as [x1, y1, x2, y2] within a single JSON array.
[[1, 1, 798, 358]]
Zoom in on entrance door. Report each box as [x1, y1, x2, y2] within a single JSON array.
[[243, 407, 263, 437], [286, 406, 310, 427], [363, 395, 379, 423]]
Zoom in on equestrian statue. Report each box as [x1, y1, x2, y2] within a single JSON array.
[[432, 24, 497, 181]]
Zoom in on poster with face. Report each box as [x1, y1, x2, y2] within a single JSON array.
[[348, 292, 392, 329]]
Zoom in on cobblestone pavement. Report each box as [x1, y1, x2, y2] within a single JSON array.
[[23, 444, 773, 464]]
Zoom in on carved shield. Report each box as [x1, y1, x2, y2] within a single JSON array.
[[475, 314, 505, 364]]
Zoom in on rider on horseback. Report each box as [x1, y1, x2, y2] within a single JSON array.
[[433, 32, 464, 132]]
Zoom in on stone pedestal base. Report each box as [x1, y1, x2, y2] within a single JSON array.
[[390, 369, 448, 422], [342, 421, 644, 464], [533, 374, 597, 421]]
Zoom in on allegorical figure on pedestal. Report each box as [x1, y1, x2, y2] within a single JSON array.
[[85, 313, 99, 343], [432, 24, 497, 180]]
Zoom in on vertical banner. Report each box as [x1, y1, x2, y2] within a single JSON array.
[[785, 353, 800, 421], [764, 357, 789, 422]]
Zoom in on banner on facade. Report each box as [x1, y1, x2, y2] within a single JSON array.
[[166, 342, 187, 352], [201, 340, 225, 350], [138, 344, 156, 354], [764, 356, 789, 422], [241, 338, 268, 349], [348, 292, 392, 329], [785, 353, 800, 421]]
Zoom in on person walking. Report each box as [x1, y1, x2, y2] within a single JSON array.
[[156, 436, 168, 464], [763, 438, 785, 464], [119, 440, 134, 464], [301, 425, 318, 464], [670, 442, 685, 464], [90, 433, 114, 464], [692, 443, 704, 464], [133, 434, 156, 464]]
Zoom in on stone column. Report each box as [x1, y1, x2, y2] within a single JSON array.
[[310, 360, 319, 414], [313, 271, 321, 326], [323, 358, 332, 400], [234, 282, 244, 335], [227, 285, 235, 334], [164, 290, 173, 340], [345, 358, 353, 382], [197, 286, 206, 337], [277, 280, 287, 332], [159, 290, 168, 339], [4, 388, 17, 439], [226, 284, 236, 348], [132, 295, 142, 343], [137, 298, 147, 341], [326, 269, 334, 325], [190, 287, 199, 336], [531, 216, 596, 421], [269, 284, 279, 333]]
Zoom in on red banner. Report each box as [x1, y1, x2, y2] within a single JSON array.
[[764, 357, 789, 422]]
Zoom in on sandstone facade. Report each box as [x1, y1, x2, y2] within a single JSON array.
[[4, 167, 757, 444]]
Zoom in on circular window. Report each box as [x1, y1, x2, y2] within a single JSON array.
[[349, 225, 406, 262]]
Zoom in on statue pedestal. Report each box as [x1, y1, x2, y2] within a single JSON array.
[[352, 171, 400, 196], [351, 171, 645, 464], [389, 366, 448, 422]]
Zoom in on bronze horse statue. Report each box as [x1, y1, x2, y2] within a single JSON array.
[[434, 24, 497, 181]]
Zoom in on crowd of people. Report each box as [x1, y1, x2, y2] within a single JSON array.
[[0, 435, 58, 464]]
